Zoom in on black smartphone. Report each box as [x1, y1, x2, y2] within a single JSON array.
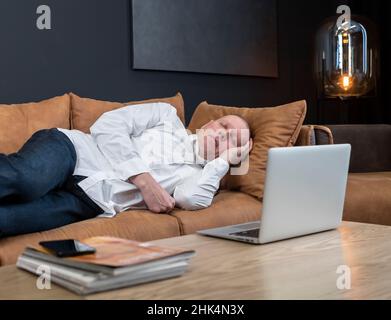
[[39, 240, 96, 258]]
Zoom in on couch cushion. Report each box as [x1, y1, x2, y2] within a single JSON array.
[[0, 94, 71, 154], [188, 100, 307, 199], [0, 210, 180, 266], [172, 191, 262, 235], [70, 92, 185, 133], [344, 172, 391, 226]]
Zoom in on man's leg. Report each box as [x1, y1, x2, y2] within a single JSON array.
[[0, 128, 76, 203], [0, 188, 103, 237]]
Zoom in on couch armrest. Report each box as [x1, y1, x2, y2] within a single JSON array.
[[295, 125, 334, 146], [312, 125, 334, 145], [325, 124, 391, 173], [295, 125, 315, 146]]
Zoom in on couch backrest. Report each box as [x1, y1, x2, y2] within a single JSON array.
[[0, 94, 71, 154], [327, 124, 391, 173], [70, 92, 185, 133], [0, 93, 185, 154]]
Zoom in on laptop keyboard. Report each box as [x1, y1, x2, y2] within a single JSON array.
[[230, 228, 260, 238], [234, 222, 261, 230]]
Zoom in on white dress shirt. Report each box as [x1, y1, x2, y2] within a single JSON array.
[[57, 102, 229, 217]]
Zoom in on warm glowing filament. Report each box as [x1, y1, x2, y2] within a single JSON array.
[[342, 76, 351, 90]]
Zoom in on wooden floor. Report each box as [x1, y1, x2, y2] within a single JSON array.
[[1, 222, 391, 300]]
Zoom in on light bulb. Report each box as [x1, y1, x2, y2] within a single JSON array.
[[342, 75, 351, 90]]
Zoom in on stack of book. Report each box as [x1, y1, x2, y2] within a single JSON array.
[[17, 236, 195, 295]]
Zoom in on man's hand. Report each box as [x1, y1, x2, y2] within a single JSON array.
[[220, 139, 253, 165], [129, 173, 175, 214]]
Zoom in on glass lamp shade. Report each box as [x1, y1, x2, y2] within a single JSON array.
[[315, 16, 378, 98]]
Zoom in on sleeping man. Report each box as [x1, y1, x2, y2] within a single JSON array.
[[0, 102, 252, 237]]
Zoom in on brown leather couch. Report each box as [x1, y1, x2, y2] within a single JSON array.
[[299, 124, 391, 226], [0, 96, 266, 266], [322, 125, 391, 226], [0, 100, 389, 266]]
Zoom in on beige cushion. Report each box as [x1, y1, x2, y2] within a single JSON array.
[[172, 191, 262, 235], [0, 94, 71, 154], [0, 191, 262, 266], [0, 210, 181, 266], [70, 92, 185, 133], [188, 100, 307, 199], [344, 172, 391, 226]]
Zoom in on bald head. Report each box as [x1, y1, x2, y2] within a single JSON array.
[[227, 115, 250, 130], [197, 115, 251, 161]]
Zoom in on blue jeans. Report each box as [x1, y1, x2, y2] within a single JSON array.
[[0, 129, 104, 237]]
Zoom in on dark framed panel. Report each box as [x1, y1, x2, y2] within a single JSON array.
[[132, 0, 279, 77]]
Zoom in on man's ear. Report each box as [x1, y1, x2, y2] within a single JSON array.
[[249, 138, 254, 152]]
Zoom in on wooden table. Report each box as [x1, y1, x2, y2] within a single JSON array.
[[1, 222, 391, 300]]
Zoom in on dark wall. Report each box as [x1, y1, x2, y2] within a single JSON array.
[[0, 0, 388, 125]]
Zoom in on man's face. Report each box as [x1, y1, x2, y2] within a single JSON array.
[[197, 115, 250, 161]]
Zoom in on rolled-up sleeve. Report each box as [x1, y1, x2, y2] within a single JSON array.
[[174, 157, 230, 210]]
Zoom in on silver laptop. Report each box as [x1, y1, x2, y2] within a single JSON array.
[[198, 144, 351, 244]]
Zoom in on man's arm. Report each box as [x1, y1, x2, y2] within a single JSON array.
[[173, 140, 252, 211], [129, 173, 176, 214], [90, 102, 177, 180], [90, 102, 178, 214], [173, 158, 230, 211]]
